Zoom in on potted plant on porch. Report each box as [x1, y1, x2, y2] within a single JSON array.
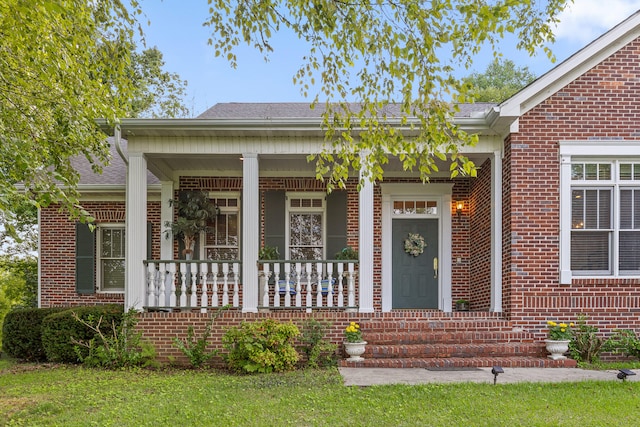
[[545, 320, 575, 360], [164, 191, 219, 259], [343, 321, 367, 361], [455, 299, 470, 312]]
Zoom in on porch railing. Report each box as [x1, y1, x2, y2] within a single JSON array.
[[144, 260, 241, 311], [258, 260, 358, 311]]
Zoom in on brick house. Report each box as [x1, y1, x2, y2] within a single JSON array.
[[39, 11, 640, 367]]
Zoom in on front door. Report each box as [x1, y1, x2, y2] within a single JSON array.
[[392, 219, 439, 309]]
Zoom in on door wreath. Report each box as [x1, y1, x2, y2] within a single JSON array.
[[404, 233, 426, 257]]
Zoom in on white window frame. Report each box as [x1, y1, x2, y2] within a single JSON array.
[[285, 192, 326, 260], [560, 141, 640, 283], [200, 192, 241, 261], [96, 223, 125, 293]]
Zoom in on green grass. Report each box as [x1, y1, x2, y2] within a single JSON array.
[[2, 357, 640, 426]]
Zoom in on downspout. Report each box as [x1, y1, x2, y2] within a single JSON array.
[[114, 124, 128, 165]]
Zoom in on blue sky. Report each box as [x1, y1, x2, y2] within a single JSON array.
[[138, 1, 640, 116]]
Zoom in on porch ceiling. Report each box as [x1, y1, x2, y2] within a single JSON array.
[[145, 152, 493, 181]]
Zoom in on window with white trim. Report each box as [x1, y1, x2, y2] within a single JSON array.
[[570, 161, 640, 275], [286, 193, 325, 260], [202, 194, 240, 260], [97, 225, 125, 291]]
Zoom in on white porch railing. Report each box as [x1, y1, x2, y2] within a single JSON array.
[[144, 260, 241, 312], [258, 260, 358, 311]]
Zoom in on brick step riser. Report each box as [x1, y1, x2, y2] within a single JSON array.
[[365, 331, 536, 345], [365, 343, 546, 359], [360, 322, 515, 333]]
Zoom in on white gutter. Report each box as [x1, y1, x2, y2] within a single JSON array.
[[114, 124, 128, 165]]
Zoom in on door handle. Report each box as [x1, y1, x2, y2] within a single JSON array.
[[433, 257, 438, 279]]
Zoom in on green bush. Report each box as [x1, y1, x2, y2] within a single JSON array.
[[222, 319, 300, 373], [73, 308, 157, 369], [605, 329, 640, 360], [41, 305, 123, 363], [173, 306, 227, 368], [2, 307, 68, 361], [569, 315, 605, 363], [298, 318, 338, 368]]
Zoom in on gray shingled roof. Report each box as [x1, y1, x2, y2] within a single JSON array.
[[198, 102, 496, 119], [73, 138, 159, 186]]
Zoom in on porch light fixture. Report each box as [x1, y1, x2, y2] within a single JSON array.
[[456, 201, 464, 217], [491, 366, 504, 385], [617, 369, 636, 381]]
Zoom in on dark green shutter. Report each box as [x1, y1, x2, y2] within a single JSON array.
[[75, 222, 95, 294], [264, 190, 285, 259], [147, 221, 152, 260], [326, 191, 348, 259]]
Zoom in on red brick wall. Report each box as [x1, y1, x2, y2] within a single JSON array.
[[469, 158, 493, 310], [40, 201, 161, 307], [506, 38, 640, 337]]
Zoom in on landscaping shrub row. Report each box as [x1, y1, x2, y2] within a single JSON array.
[[2, 305, 123, 363]]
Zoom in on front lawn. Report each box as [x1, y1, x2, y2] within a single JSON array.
[[1, 358, 639, 426]]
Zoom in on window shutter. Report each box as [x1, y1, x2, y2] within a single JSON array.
[[75, 222, 95, 294], [264, 190, 285, 259], [147, 221, 152, 260], [326, 191, 348, 259]]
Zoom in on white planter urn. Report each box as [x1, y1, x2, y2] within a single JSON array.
[[545, 339, 570, 360], [344, 341, 367, 362]]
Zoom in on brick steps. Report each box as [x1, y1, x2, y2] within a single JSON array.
[[338, 314, 577, 369]]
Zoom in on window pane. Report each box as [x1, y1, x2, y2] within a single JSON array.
[[620, 189, 632, 229], [585, 164, 598, 180], [571, 164, 584, 180], [619, 231, 640, 271], [599, 164, 611, 180], [598, 190, 611, 228], [571, 231, 610, 272], [584, 190, 599, 229], [620, 164, 632, 180], [102, 259, 124, 290], [572, 190, 584, 229], [290, 247, 322, 260]]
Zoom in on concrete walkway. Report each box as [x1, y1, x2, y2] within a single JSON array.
[[339, 367, 640, 386]]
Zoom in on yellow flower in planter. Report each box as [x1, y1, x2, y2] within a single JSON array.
[[345, 321, 363, 343], [546, 320, 575, 340]]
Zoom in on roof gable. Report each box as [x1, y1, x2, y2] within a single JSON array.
[[497, 10, 640, 131]]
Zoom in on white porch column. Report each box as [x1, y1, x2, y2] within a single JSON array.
[[242, 154, 259, 312], [358, 176, 374, 313], [160, 181, 174, 260], [126, 152, 147, 311], [490, 150, 503, 312]]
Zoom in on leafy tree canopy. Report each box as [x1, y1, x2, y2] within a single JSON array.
[[206, 0, 569, 189], [0, 1, 189, 240], [462, 58, 537, 103]]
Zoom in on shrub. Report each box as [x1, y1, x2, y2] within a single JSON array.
[[41, 305, 123, 363], [222, 319, 300, 373], [173, 306, 227, 368], [605, 329, 640, 360], [2, 307, 68, 361], [72, 308, 157, 369], [569, 315, 605, 363], [298, 318, 338, 369]]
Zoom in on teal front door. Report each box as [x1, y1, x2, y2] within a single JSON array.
[[392, 219, 439, 309]]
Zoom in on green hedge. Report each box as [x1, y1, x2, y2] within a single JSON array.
[[41, 305, 124, 363], [2, 307, 69, 361]]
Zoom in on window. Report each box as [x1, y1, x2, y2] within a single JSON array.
[[569, 161, 640, 275], [97, 225, 125, 291], [286, 193, 325, 260], [202, 194, 240, 260]]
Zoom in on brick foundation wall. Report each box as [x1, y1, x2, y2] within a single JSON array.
[[506, 38, 640, 337]]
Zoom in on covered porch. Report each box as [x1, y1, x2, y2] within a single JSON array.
[[117, 107, 506, 314]]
